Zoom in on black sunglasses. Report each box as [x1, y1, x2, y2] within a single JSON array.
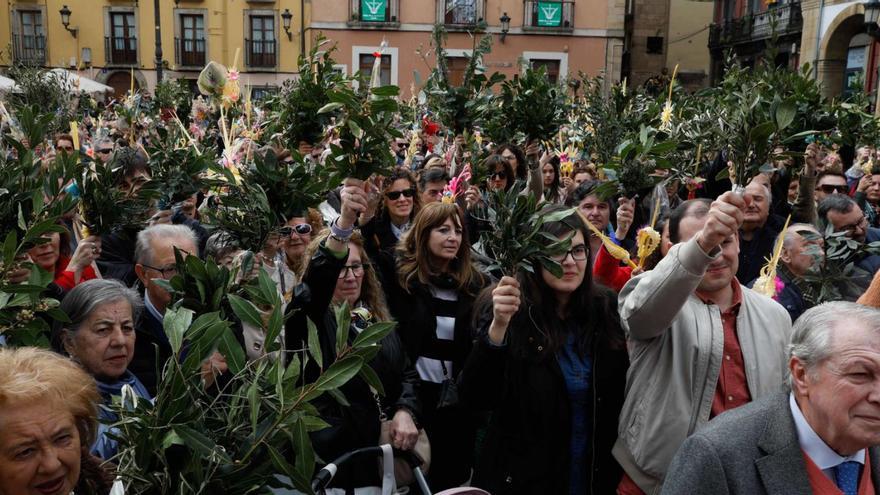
[[96, 148, 113, 154], [386, 189, 415, 200], [278, 224, 313, 236], [817, 184, 848, 194], [490, 171, 508, 180]]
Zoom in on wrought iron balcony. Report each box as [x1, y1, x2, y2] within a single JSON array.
[[709, 2, 802, 50], [245, 39, 276, 68], [175, 37, 206, 67], [105, 36, 138, 65]]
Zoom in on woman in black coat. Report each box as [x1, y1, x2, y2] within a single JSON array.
[[459, 205, 629, 495], [284, 181, 421, 489]]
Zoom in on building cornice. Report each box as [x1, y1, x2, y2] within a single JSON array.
[[309, 21, 624, 38]]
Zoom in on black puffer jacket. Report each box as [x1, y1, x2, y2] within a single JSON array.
[[459, 288, 629, 495], [284, 243, 420, 488]]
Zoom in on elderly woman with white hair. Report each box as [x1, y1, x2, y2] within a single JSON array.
[[55, 278, 151, 461], [0, 347, 114, 494]]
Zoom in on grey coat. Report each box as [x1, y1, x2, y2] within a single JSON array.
[[661, 392, 880, 494]]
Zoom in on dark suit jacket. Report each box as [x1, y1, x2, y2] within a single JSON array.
[[661, 392, 880, 494], [129, 308, 171, 396]]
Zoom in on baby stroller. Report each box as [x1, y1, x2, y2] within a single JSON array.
[[311, 444, 491, 495]]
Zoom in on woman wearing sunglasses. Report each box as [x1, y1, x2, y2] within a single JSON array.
[[386, 201, 489, 490], [459, 205, 629, 495], [359, 167, 421, 274], [282, 209, 324, 278]]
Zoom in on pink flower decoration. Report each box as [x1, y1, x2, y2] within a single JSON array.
[[772, 276, 785, 301], [228, 70, 239, 81]]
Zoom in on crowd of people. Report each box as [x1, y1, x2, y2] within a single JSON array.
[[3, 62, 880, 495]]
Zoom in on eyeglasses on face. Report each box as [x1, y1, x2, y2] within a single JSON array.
[[816, 184, 849, 194], [490, 171, 508, 181], [549, 244, 589, 262], [338, 263, 367, 279], [278, 224, 313, 237], [96, 148, 113, 154], [386, 189, 415, 200], [141, 263, 178, 279], [841, 216, 868, 234]]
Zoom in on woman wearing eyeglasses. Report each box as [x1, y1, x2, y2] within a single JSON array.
[[284, 179, 422, 490], [386, 201, 489, 490], [459, 205, 629, 495]]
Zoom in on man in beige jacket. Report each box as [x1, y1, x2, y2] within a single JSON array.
[[615, 192, 793, 494]]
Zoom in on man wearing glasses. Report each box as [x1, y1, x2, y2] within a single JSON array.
[[131, 224, 200, 394], [819, 194, 880, 283]]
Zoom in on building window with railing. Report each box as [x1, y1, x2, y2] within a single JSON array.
[[524, 1, 575, 30], [12, 9, 46, 64], [246, 14, 277, 68], [442, 0, 485, 26], [176, 13, 206, 67], [106, 12, 138, 65], [350, 0, 400, 24]]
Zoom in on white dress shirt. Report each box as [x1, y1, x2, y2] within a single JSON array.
[[790, 393, 866, 482]]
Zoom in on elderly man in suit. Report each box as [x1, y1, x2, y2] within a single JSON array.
[[662, 301, 880, 494]]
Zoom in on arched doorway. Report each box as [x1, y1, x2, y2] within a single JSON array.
[[105, 70, 139, 99], [818, 6, 872, 100]]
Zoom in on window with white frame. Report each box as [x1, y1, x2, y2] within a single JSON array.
[[440, 0, 485, 26], [523, 51, 568, 83], [352, 46, 399, 86], [350, 0, 400, 23]]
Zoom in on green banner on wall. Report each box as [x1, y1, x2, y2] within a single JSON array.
[[361, 0, 388, 21], [537, 2, 563, 27]]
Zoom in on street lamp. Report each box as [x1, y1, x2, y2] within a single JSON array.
[[282, 9, 293, 41], [59, 5, 78, 38], [500, 12, 511, 43], [866, 0, 880, 37]]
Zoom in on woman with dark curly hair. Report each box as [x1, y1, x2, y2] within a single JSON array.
[[0, 347, 114, 495], [459, 205, 629, 495]]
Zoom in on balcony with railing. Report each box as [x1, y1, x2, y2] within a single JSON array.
[[523, 1, 575, 32], [175, 38, 206, 67], [12, 34, 46, 64], [245, 39, 276, 68], [105, 36, 138, 65], [709, 2, 802, 49], [443, 0, 484, 27]]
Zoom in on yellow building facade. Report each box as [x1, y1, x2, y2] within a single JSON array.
[[0, 0, 306, 96]]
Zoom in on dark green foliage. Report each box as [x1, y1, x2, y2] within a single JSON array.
[[145, 127, 216, 209], [484, 65, 566, 144], [76, 156, 154, 236], [244, 149, 329, 223], [265, 37, 346, 147], [474, 186, 574, 277], [319, 74, 402, 181], [423, 25, 504, 135]]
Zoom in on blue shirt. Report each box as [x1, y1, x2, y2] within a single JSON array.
[[557, 332, 592, 495], [92, 370, 152, 460]]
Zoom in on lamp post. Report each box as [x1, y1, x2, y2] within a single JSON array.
[[866, 0, 880, 38], [154, 0, 163, 83], [282, 9, 293, 41], [59, 5, 78, 38], [500, 12, 511, 43]]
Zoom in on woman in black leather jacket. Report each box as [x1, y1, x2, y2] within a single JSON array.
[[284, 180, 421, 489]]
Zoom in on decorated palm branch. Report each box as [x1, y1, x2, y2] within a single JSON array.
[[319, 42, 403, 181]]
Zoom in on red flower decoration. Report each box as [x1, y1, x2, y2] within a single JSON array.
[[372, 51, 382, 58], [422, 117, 440, 136]]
